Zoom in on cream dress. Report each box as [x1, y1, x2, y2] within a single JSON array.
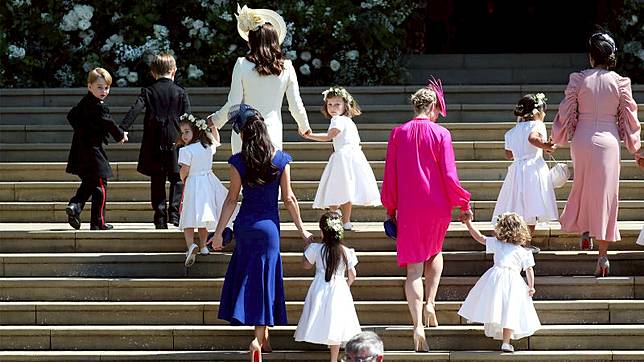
[[210, 57, 311, 154]]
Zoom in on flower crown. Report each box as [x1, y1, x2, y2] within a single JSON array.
[[322, 86, 354, 106], [324, 216, 344, 240], [531, 93, 547, 115], [180, 113, 210, 132], [236, 4, 265, 33]]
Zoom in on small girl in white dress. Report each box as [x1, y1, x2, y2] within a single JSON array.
[[306, 87, 381, 230], [177, 114, 229, 267], [458, 212, 541, 353], [493, 93, 558, 252], [294, 211, 361, 361]]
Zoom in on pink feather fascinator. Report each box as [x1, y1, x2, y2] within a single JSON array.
[[427, 76, 446, 117]]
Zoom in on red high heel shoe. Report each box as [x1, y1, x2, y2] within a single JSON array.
[[249, 339, 262, 362], [580, 232, 593, 250], [594, 256, 610, 277]]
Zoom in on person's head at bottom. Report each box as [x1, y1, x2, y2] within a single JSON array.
[[342, 331, 384, 362]]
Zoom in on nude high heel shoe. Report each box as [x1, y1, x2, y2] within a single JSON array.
[[594, 256, 610, 277], [424, 302, 438, 327], [413, 326, 429, 352], [249, 338, 262, 362]]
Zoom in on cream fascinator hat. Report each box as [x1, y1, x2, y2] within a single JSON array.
[[236, 4, 287, 44]]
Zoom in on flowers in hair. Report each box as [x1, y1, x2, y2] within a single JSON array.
[[325, 216, 344, 239], [322, 86, 353, 105], [180, 113, 210, 132]]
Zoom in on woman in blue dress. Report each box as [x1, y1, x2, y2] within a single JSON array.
[[210, 104, 312, 361]]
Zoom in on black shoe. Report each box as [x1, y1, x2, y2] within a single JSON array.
[[169, 214, 180, 227], [65, 204, 81, 230], [90, 224, 113, 230], [155, 223, 168, 229]]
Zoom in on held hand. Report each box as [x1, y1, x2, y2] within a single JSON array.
[[209, 232, 224, 251], [543, 140, 556, 154], [460, 209, 474, 223], [528, 287, 536, 297], [120, 132, 129, 144], [299, 128, 312, 138], [301, 230, 314, 246]]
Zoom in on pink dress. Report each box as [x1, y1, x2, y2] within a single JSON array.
[[552, 69, 641, 242], [381, 118, 471, 266]]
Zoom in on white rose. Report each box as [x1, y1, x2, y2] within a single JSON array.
[[300, 51, 311, 61], [153, 24, 169, 39], [116, 66, 129, 78], [286, 50, 297, 60], [60, 11, 79, 31], [299, 64, 311, 75], [199, 27, 209, 39], [8, 45, 26, 59], [74, 4, 94, 21], [345, 50, 359, 60], [187, 64, 204, 79], [127, 72, 138, 83], [77, 19, 91, 31], [312, 58, 322, 69], [116, 78, 128, 87], [330, 59, 341, 72], [193, 19, 204, 29]]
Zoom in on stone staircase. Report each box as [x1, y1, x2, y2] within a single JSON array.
[[0, 85, 642, 361]]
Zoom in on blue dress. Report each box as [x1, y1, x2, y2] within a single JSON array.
[[218, 150, 291, 326]]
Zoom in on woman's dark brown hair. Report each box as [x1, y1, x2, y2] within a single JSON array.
[[588, 32, 617, 70], [240, 112, 279, 186], [246, 23, 285, 76], [176, 120, 213, 148], [513, 94, 547, 120], [319, 212, 347, 283]]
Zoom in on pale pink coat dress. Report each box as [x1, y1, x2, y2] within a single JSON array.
[[552, 69, 641, 241], [381, 117, 471, 266]]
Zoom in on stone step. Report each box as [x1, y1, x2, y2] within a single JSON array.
[[0, 350, 643, 362], [3, 161, 642, 182], [2, 104, 642, 126], [0, 276, 641, 302], [0, 324, 642, 351], [1, 180, 642, 202], [2, 142, 641, 163], [2, 300, 642, 326], [5, 85, 642, 107], [1, 222, 642, 253], [0, 251, 642, 278], [1, 200, 642, 223], [0, 122, 526, 143]]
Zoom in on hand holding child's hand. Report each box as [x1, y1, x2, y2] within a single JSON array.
[[299, 129, 312, 138], [460, 209, 474, 223], [543, 138, 556, 154], [301, 230, 314, 246], [528, 287, 536, 297], [120, 132, 129, 144], [209, 232, 224, 251]]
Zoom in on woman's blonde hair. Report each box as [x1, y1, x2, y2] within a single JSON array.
[[494, 212, 531, 246], [410, 87, 437, 115], [321, 87, 362, 118], [87, 68, 112, 86]]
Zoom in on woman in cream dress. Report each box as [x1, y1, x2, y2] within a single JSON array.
[[208, 5, 311, 154]]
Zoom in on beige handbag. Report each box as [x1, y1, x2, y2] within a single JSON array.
[[548, 154, 570, 188]]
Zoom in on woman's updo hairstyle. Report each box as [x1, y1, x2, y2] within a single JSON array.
[[513, 93, 547, 120], [588, 32, 617, 70], [410, 88, 437, 115]]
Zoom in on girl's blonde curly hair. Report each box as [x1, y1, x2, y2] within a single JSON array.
[[410, 87, 437, 115], [494, 212, 531, 246]]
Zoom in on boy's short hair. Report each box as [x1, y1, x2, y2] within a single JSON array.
[[151, 53, 177, 76], [87, 68, 112, 86]]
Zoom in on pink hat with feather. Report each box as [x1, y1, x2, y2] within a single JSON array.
[[427, 76, 446, 117]]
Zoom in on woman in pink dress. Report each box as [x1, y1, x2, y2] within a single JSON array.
[[552, 32, 641, 277], [381, 80, 472, 352]]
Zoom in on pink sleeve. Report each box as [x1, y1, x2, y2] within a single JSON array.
[[617, 76, 642, 154], [380, 128, 398, 217], [439, 131, 471, 211], [552, 72, 583, 145]]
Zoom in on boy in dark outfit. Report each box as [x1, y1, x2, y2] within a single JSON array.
[[66, 68, 127, 230], [120, 53, 191, 229]]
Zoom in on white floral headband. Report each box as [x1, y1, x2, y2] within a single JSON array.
[[180, 113, 210, 132], [322, 86, 354, 106], [532, 93, 547, 114], [324, 216, 344, 239]]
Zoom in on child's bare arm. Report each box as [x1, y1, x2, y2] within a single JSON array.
[[504, 149, 514, 160], [304, 128, 341, 142], [525, 266, 536, 296], [528, 131, 556, 153], [301, 255, 314, 270], [347, 268, 357, 286], [464, 219, 486, 245], [179, 164, 190, 183]]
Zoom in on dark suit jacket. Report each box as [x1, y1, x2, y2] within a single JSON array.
[[66, 93, 125, 178], [120, 78, 191, 176]]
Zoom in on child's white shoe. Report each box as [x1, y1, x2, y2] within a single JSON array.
[[199, 247, 210, 255], [501, 343, 514, 353], [185, 244, 198, 267], [343, 222, 352, 231]]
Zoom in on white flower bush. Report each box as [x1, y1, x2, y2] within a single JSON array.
[[299, 64, 310, 75], [312, 58, 322, 69], [60, 4, 94, 32], [8, 45, 26, 59], [330, 60, 341, 72], [127, 72, 139, 83], [300, 51, 311, 61], [187, 64, 204, 79]]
